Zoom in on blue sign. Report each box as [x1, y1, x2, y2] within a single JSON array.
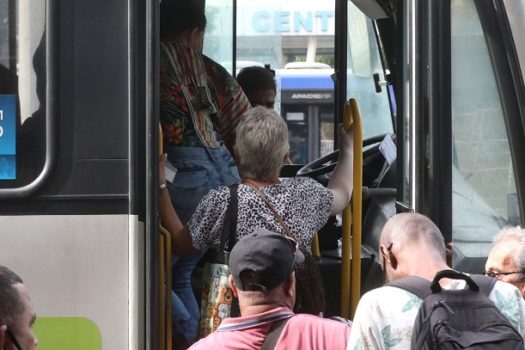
[[0, 95, 16, 179]]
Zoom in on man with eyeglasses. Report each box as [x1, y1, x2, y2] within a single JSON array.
[[485, 226, 525, 298], [189, 228, 350, 350], [347, 213, 525, 350], [0, 266, 37, 350]]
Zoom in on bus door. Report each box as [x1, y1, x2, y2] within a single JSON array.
[[397, 0, 525, 272]]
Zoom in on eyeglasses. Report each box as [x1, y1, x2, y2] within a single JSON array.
[[7, 329, 22, 350], [382, 243, 393, 282], [484, 270, 523, 278]]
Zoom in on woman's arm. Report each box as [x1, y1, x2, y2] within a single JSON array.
[[159, 155, 197, 256], [327, 125, 354, 215]]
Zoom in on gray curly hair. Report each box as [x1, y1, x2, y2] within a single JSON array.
[[493, 226, 525, 282], [235, 106, 289, 181]]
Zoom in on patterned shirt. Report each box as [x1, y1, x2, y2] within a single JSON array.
[[189, 307, 350, 350], [347, 279, 525, 350], [187, 177, 334, 250], [160, 42, 250, 148]]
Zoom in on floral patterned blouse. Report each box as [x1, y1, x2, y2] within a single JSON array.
[[160, 42, 250, 148]]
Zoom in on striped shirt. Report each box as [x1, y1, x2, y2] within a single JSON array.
[[160, 42, 251, 148], [189, 307, 350, 350]]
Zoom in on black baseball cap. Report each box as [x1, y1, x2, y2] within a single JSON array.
[[229, 229, 304, 291]]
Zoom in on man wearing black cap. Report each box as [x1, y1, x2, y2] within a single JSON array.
[[189, 229, 350, 349]]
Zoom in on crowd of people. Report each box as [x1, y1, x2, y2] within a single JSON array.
[[155, 1, 525, 349], [3, 1, 525, 350]]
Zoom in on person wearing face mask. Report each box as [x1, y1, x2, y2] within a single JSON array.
[[160, 1, 251, 348], [0, 266, 38, 350]]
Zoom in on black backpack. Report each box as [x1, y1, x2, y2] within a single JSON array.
[[388, 269, 524, 349]]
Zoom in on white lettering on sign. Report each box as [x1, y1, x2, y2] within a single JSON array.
[[0, 109, 3, 120], [251, 10, 334, 35], [291, 93, 332, 100], [0, 126, 3, 138]]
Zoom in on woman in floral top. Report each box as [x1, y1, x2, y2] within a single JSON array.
[[159, 2, 251, 348]]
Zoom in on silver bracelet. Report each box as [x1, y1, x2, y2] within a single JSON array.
[[160, 183, 167, 190]]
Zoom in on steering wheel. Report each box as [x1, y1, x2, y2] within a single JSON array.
[[296, 133, 389, 179]]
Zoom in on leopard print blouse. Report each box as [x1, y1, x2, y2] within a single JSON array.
[[187, 177, 334, 250]]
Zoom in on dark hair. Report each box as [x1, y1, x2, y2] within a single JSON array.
[[293, 250, 326, 315], [0, 266, 24, 328], [160, 1, 207, 41], [237, 66, 277, 96]]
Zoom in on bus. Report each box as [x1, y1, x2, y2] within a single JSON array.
[[277, 67, 335, 164], [0, 0, 524, 348]]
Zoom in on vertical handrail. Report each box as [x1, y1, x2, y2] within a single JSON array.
[[349, 99, 363, 318], [340, 98, 363, 318], [159, 124, 172, 349], [311, 233, 321, 257]]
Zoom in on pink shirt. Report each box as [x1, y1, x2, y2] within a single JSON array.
[[189, 307, 350, 350]]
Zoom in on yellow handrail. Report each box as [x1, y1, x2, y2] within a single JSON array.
[[159, 124, 173, 349], [311, 233, 321, 257], [340, 98, 363, 319]]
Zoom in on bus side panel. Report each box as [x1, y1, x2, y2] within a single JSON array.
[[0, 214, 139, 349]]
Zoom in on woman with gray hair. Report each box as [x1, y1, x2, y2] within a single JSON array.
[[160, 106, 354, 254]]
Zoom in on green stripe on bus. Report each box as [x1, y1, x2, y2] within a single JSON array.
[[33, 317, 102, 350]]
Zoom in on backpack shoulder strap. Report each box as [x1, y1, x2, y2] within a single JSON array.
[[469, 274, 497, 296], [261, 317, 292, 350], [219, 184, 239, 252], [387, 276, 433, 300]]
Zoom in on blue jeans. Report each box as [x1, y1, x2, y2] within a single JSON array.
[[167, 145, 239, 344]]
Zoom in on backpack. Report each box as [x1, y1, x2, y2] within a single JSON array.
[[388, 269, 524, 349]]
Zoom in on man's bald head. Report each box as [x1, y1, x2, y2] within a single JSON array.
[[381, 213, 446, 259]]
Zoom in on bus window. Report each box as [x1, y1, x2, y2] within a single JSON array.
[[203, 0, 234, 74], [347, 2, 393, 139], [236, 0, 336, 163], [278, 68, 335, 163], [451, 0, 521, 270], [0, 0, 48, 190]]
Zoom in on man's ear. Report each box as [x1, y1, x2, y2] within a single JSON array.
[[0, 324, 7, 349], [228, 275, 239, 298], [380, 244, 397, 270], [283, 273, 296, 299], [389, 252, 398, 270]]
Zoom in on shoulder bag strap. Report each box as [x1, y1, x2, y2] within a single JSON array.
[[244, 183, 293, 237], [387, 276, 433, 299], [261, 317, 292, 350], [219, 184, 239, 252], [469, 274, 497, 296]]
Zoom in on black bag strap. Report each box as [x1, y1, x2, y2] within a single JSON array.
[[431, 269, 479, 292], [261, 317, 292, 350], [388, 271, 497, 298], [470, 274, 497, 296], [387, 276, 433, 299], [219, 184, 239, 252]]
